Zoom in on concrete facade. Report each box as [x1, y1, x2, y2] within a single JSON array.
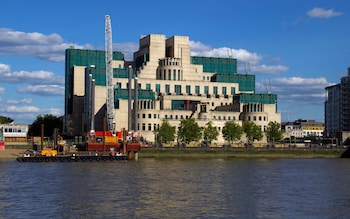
[[64, 34, 281, 146], [325, 67, 350, 141]]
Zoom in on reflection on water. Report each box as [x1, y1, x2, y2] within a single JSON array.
[[1, 158, 350, 218]]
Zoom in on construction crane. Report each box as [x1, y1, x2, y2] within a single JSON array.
[[105, 15, 115, 133]]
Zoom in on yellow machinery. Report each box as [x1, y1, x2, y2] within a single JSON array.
[[41, 149, 57, 156]]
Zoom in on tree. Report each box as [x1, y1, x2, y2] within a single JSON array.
[[243, 121, 263, 144], [0, 116, 14, 124], [177, 118, 202, 145], [28, 114, 63, 137], [222, 121, 243, 144], [202, 121, 219, 146], [266, 121, 283, 145], [156, 120, 176, 144]]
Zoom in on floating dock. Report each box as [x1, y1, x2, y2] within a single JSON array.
[[17, 153, 127, 162]]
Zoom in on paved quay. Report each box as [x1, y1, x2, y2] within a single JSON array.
[[0, 149, 23, 160]]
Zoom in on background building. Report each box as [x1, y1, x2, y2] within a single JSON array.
[[0, 123, 29, 149], [64, 34, 281, 145], [325, 67, 350, 143], [282, 119, 324, 139]]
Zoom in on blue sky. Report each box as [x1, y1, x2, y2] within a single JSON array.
[[0, 0, 349, 124]]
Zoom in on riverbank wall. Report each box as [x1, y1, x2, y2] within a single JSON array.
[[1, 147, 347, 160]]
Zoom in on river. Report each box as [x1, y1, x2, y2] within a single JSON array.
[[1, 158, 350, 218]]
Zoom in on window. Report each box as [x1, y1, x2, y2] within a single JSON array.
[[173, 69, 176, 80], [213, 86, 218, 95], [166, 84, 170, 94], [115, 100, 120, 109], [168, 69, 171, 80], [156, 84, 160, 94], [178, 70, 181, 80], [175, 85, 182, 95], [204, 86, 209, 95], [148, 124, 152, 131], [148, 114, 152, 118], [222, 87, 227, 95], [195, 86, 200, 95], [146, 83, 151, 90], [231, 87, 235, 95], [186, 85, 191, 94]]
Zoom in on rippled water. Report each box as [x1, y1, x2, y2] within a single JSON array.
[[1, 158, 350, 218]]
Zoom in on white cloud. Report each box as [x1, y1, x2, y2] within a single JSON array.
[[307, 7, 342, 18], [189, 41, 288, 75], [0, 28, 93, 62], [250, 64, 289, 74], [17, 85, 64, 96], [114, 42, 138, 61], [190, 41, 262, 64], [4, 105, 40, 113], [45, 108, 63, 116], [7, 98, 32, 104], [258, 77, 331, 105], [0, 28, 63, 45], [0, 87, 4, 94], [0, 63, 64, 85]]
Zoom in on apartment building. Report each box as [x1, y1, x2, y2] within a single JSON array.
[[325, 67, 350, 142]]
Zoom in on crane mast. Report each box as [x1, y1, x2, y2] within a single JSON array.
[[105, 15, 115, 133]]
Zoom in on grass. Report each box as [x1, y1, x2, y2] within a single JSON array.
[[138, 147, 346, 159]]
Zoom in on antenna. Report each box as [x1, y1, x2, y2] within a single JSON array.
[[264, 79, 272, 94], [247, 62, 251, 74], [227, 48, 233, 58]]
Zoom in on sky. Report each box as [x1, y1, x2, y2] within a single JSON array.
[[0, 0, 349, 124]]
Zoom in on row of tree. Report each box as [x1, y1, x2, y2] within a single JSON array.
[[155, 118, 283, 147], [1, 114, 282, 147], [0, 115, 63, 137]]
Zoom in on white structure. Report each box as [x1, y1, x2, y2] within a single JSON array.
[[0, 123, 28, 143]]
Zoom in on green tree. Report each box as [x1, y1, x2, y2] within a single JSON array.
[[28, 114, 63, 137], [222, 121, 243, 144], [177, 118, 202, 145], [202, 121, 219, 145], [266, 121, 283, 144], [156, 120, 176, 144], [0, 116, 14, 124], [243, 121, 263, 144]]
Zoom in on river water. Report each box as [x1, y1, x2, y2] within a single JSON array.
[[1, 158, 350, 218]]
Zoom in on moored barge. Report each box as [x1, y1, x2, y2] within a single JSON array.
[[17, 152, 127, 162]]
